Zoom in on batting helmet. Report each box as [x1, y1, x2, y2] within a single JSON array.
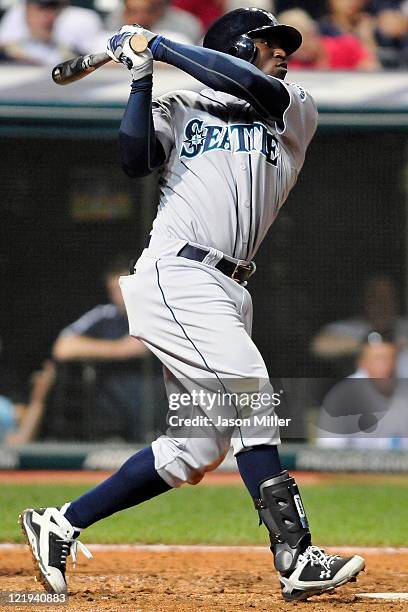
[[203, 7, 302, 64]]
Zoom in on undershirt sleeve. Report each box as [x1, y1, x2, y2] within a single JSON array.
[[119, 74, 166, 178], [151, 37, 290, 121]]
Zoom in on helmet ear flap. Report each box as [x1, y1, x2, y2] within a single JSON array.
[[228, 34, 257, 63]]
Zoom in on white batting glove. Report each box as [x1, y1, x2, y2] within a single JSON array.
[[128, 46, 153, 81], [107, 25, 156, 80], [118, 24, 157, 45]]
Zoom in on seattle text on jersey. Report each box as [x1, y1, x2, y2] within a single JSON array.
[[180, 118, 280, 165]]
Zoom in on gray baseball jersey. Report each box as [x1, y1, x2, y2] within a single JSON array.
[[119, 81, 318, 486], [151, 81, 317, 261]]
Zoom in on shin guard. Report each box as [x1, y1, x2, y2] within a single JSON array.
[[254, 471, 311, 574]]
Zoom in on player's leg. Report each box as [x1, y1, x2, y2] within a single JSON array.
[[20, 252, 364, 598], [124, 253, 364, 602], [231, 300, 364, 601], [19, 254, 250, 593], [19, 445, 172, 593], [235, 446, 364, 600], [125, 255, 270, 488]]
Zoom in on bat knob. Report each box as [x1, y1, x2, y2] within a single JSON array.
[[52, 66, 61, 84], [129, 33, 149, 53]]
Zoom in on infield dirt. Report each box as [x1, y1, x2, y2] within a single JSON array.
[[2, 472, 408, 610], [1, 547, 408, 612]]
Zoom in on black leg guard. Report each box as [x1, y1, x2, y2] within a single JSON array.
[[254, 471, 311, 575]]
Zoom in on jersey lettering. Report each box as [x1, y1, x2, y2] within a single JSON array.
[[203, 125, 224, 152], [180, 118, 280, 165]]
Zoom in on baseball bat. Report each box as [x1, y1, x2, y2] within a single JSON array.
[[51, 33, 148, 86]]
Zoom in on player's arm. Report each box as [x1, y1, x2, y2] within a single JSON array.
[[152, 37, 290, 119], [107, 26, 289, 123], [119, 75, 166, 178], [150, 37, 290, 120], [105, 36, 166, 177]]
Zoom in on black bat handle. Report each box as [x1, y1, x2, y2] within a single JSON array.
[[52, 52, 112, 85]]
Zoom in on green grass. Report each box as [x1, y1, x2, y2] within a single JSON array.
[[3, 482, 408, 547]]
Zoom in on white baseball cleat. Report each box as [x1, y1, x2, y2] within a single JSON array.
[[19, 506, 92, 594], [279, 546, 365, 601]]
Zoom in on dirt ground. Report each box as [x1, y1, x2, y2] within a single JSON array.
[[1, 470, 407, 486], [2, 472, 408, 610], [1, 547, 408, 612]]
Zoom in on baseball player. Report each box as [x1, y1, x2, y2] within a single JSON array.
[[20, 8, 365, 602]]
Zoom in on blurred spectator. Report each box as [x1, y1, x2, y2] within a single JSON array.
[[319, 0, 379, 54], [352, 330, 398, 381], [51, 255, 149, 441], [279, 8, 379, 69], [0, 361, 55, 445], [374, 6, 408, 67], [183, 0, 275, 27], [104, 0, 202, 45], [316, 333, 408, 449], [0, 0, 103, 65], [311, 275, 408, 376], [53, 255, 146, 363], [171, 0, 225, 30], [276, 0, 325, 20], [320, 0, 408, 68]]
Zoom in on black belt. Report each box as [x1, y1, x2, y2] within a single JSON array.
[[137, 237, 256, 283], [178, 244, 256, 284]]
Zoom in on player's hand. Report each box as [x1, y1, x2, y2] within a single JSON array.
[[121, 23, 157, 44], [107, 25, 156, 80]]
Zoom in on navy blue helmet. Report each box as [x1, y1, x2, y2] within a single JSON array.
[[203, 7, 302, 64]]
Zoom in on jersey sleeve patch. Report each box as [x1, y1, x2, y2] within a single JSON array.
[[290, 83, 307, 103]]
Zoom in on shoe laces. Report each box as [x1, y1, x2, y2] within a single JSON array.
[[299, 546, 340, 572], [56, 538, 93, 568]]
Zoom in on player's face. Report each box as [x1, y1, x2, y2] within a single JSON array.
[[252, 38, 288, 79]]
